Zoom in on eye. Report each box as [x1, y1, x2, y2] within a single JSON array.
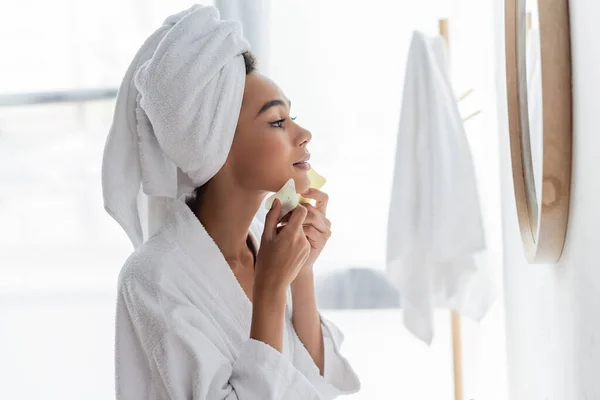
[[270, 119, 285, 128], [270, 116, 297, 128]]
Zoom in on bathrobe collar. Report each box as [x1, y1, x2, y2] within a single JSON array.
[[164, 199, 261, 333]]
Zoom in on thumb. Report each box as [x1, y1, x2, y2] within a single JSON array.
[[262, 199, 281, 241]]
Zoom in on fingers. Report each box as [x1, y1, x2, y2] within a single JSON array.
[[279, 204, 331, 232], [303, 225, 320, 246], [262, 199, 280, 241], [280, 212, 292, 224], [300, 204, 330, 233], [299, 188, 329, 214], [284, 205, 308, 234], [303, 222, 331, 240], [300, 203, 332, 247]]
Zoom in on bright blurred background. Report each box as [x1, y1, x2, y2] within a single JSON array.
[[0, 0, 507, 399]]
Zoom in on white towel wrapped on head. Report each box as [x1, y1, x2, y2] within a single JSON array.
[[102, 4, 250, 248]]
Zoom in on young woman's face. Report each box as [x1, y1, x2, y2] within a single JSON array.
[[226, 72, 312, 194]]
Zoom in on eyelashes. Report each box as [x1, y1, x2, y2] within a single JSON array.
[[270, 119, 285, 128], [270, 116, 297, 128]]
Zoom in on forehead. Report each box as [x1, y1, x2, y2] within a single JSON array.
[[242, 73, 287, 107]]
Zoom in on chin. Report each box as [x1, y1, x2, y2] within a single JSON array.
[[293, 172, 311, 193]]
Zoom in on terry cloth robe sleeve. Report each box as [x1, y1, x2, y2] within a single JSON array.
[[149, 327, 322, 399], [116, 257, 322, 400], [288, 314, 361, 399]]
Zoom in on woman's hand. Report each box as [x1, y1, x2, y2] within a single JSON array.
[[279, 188, 331, 271], [300, 188, 331, 268], [254, 199, 311, 294]]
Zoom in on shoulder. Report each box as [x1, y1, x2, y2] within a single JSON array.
[[116, 233, 209, 346], [118, 235, 177, 294], [116, 233, 193, 329]]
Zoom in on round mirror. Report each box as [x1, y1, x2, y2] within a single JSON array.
[[505, 0, 572, 263], [522, 5, 543, 240]]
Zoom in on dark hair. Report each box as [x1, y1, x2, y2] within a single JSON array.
[[185, 51, 257, 211], [242, 51, 257, 75]]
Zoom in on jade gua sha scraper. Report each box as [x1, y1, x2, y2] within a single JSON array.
[[264, 169, 326, 218]]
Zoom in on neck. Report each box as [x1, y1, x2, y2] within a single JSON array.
[[196, 178, 266, 262]]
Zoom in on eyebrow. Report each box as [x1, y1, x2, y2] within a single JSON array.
[[256, 98, 292, 117]]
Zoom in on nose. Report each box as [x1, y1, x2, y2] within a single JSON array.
[[294, 123, 312, 147]]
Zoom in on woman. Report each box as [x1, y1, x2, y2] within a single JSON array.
[[102, 5, 360, 400]]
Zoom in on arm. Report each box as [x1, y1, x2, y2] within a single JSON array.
[[290, 269, 325, 375], [250, 284, 287, 352]]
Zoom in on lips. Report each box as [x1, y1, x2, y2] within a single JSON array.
[[293, 161, 311, 170], [293, 153, 311, 165]]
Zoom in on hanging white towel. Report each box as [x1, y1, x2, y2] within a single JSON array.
[[386, 31, 491, 344]]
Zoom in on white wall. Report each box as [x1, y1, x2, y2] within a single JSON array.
[[496, 0, 600, 398]]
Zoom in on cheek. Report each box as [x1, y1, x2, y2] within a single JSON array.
[[261, 134, 289, 158], [233, 131, 291, 174], [251, 134, 294, 186]]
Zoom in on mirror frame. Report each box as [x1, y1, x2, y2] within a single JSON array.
[[505, 0, 572, 263]]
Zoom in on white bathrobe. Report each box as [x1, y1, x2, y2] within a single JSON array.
[[115, 199, 360, 399]]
